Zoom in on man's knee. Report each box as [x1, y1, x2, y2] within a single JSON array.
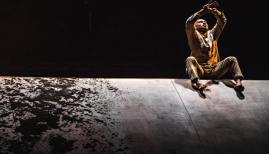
[[223, 56, 238, 66], [186, 56, 197, 64], [226, 56, 238, 62]]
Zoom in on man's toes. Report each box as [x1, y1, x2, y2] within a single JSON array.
[[234, 85, 244, 92], [199, 85, 207, 90], [199, 87, 204, 90]]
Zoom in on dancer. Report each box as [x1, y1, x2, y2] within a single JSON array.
[[185, 0, 244, 91]]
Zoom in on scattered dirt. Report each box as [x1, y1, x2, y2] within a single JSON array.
[[0, 77, 130, 154]]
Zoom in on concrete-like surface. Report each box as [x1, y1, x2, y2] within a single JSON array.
[[0, 77, 269, 154]]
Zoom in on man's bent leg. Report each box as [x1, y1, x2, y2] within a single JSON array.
[[209, 56, 244, 80], [185, 56, 205, 83], [185, 56, 207, 90], [209, 56, 244, 91]]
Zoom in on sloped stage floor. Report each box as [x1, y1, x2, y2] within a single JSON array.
[[0, 77, 269, 154]]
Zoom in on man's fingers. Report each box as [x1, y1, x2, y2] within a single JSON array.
[[210, 1, 216, 5], [204, 0, 217, 10], [214, 1, 219, 6], [211, 1, 219, 8], [211, 1, 217, 4], [206, 0, 212, 8]]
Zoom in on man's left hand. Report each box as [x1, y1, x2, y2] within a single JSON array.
[[203, 0, 219, 13]]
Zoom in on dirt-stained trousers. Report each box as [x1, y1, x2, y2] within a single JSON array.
[[186, 56, 244, 83]]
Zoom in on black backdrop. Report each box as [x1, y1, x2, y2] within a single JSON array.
[[0, 0, 267, 79]]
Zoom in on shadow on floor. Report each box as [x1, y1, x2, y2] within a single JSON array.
[[174, 79, 245, 100], [219, 80, 245, 100]]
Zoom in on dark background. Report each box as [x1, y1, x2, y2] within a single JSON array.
[[0, 0, 267, 78]]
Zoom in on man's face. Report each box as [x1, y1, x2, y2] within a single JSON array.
[[195, 19, 208, 31]]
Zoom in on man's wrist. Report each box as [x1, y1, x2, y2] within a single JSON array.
[[212, 9, 222, 16]]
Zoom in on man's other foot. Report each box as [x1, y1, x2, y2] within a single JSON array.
[[196, 80, 207, 90], [234, 83, 245, 92]]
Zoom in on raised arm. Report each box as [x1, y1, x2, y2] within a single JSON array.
[[211, 8, 227, 40], [186, 9, 207, 29], [185, 9, 207, 41], [185, 1, 219, 38]]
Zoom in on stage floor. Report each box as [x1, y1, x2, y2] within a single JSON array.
[[0, 77, 269, 154]]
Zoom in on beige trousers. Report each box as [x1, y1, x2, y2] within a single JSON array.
[[186, 56, 244, 83]]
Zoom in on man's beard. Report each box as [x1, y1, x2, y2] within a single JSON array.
[[201, 25, 208, 28], [197, 27, 208, 32]]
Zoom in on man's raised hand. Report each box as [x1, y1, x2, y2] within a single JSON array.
[[203, 0, 219, 13], [209, 1, 219, 9]]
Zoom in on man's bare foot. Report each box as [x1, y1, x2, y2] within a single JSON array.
[[196, 80, 207, 90], [234, 78, 245, 92]]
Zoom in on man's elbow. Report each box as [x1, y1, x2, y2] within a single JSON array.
[[186, 15, 195, 24], [218, 17, 227, 26], [224, 18, 227, 24], [186, 18, 195, 27], [222, 14, 227, 23], [221, 18, 227, 27]]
